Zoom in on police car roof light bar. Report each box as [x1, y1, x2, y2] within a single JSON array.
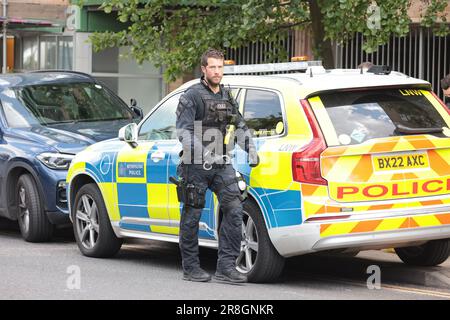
[[223, 60, 322, 75]]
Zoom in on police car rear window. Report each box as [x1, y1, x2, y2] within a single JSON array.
[[315, 88, 449, 146]]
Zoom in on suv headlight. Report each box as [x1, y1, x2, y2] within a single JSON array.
[[36, 153, 74, 170]]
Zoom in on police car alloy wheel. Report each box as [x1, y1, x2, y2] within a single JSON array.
[[237, 200, 285, 283], [237, 211, 258, 273], [75, 194, 99, 250], [73, 183, 123, 258], [16, 174, 53, 242]]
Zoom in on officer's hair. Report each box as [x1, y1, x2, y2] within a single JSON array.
[[441, 74, 450, 90], [201, 48, 224, 67]]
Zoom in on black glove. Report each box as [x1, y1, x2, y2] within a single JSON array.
[[248, 151, 260, 167]]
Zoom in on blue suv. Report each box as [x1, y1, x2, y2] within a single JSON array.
[[0, 71, 143, 242]]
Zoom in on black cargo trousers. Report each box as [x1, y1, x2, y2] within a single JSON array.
[[177, 163, 243, 273]]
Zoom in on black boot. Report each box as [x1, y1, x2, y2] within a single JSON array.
[[214, 268, 247, 283], [183, 268, 212, 282]]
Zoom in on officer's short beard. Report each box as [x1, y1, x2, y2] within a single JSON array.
[[205, 75, 222, 89]]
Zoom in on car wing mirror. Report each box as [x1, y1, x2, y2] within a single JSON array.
[[119, 123, 138, 148], [130, 99, 144, 121], [132, 106, 144, 121]]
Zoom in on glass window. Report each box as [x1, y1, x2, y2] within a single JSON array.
[[40, 36, 57, 70], [22, 35, 73, 71], [58, 36, 73, 70], [7, 82, 134, 127], [1, 95, 39, 127], [243, 89, 284, 137], [117, 78, 162, 114], [138, 93, 180, 140], [94, 77, 118, 93], [118, 47, 160, 75], [230, 88, 240, 102], [317, 88, 449, 146], [23, 36, 38, 70], [1, 89, 41, 127], [92, 46, 164, 114], [92, 47, 119, 73]]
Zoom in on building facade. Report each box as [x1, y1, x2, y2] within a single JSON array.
[[1, 0, 71, 72], [1, 0, 165, 114], [70, 0, 165, 113]]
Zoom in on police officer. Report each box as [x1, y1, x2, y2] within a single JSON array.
[[175, 48, 259, 283]]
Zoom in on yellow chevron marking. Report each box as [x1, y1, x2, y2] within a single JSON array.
[[412, 215, 442, 227], [374, 217, 407, 232], [320, 221, 359, 237]]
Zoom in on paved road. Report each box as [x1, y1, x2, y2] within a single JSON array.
[[0, 219, 449, 300]]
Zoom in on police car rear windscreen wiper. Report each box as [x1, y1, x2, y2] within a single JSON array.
[[394, 124, 443, 135]]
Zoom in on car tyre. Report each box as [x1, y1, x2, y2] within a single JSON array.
[[236, 200, 285, 283], [395, 239, 450, 266], [16, 173, 53, 242], [73, 183, 122, 258]]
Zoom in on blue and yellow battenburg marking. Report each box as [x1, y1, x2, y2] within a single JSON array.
[[68, 141, 219, 239]]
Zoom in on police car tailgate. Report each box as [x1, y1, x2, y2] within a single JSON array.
[[309, 88, 450, 204], [321, 135, 450, 203]]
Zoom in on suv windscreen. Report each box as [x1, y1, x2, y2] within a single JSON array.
[[5, 82, 133, 127], [315, 88, 449, 146]]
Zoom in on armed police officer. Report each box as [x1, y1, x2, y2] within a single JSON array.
[[175, 48, 259, 283]]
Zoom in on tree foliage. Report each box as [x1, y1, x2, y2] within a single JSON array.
[[320, 0, 449, 52], [89, 0, 450, 81]]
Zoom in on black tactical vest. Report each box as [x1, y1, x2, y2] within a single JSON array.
[[192, 83, 238, 156]]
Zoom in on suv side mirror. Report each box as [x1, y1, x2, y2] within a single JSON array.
[[130, 99, 144, 120], [119, 123, 138, 148]]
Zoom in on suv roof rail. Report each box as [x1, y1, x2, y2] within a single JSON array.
[[28, 70, 95, 80], [224, 60, 323, 75]]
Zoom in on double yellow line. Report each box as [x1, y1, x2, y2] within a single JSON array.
[[382, 283, 450, 299]]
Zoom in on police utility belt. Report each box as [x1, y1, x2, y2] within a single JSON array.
[[169, 172, 248, 208]]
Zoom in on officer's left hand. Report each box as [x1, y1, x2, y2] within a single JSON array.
[[248, 151, 260, 167]]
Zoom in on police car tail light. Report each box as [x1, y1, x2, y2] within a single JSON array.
[[292, 100, 328, 186]]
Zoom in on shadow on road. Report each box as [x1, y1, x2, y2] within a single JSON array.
[[0, 217, 75, 242]]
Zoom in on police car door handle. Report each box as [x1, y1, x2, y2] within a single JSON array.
[[151, 151, 166, 162]]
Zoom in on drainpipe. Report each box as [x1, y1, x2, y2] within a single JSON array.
[[2, 0, 7, 74]]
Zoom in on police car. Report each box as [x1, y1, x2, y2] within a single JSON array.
[[67, 60, 450, 282]]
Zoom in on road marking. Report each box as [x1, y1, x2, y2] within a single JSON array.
[[381, 283, 450, 299], [298, 272, 450, 299]]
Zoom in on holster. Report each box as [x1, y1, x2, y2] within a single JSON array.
[[170, 176, 206, 209], [184, 184, 206, 208]]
